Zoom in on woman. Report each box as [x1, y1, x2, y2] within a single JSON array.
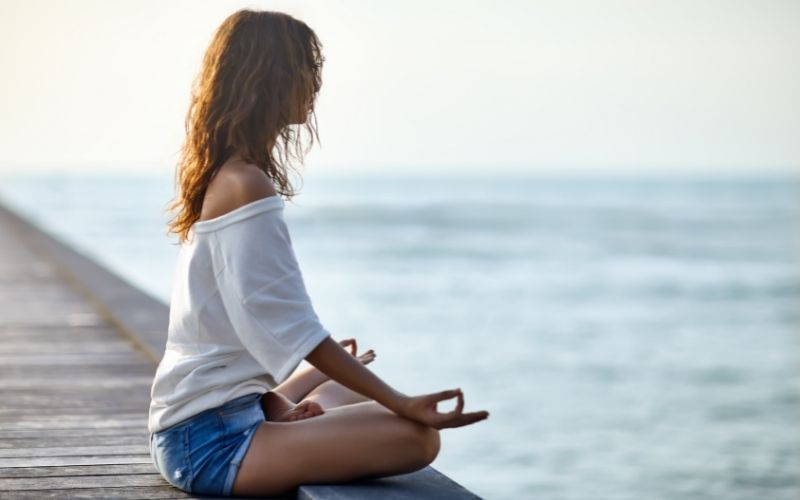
[[149, 8, 489, 497]]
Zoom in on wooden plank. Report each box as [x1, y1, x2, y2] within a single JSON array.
[[0, 486, 194, 499], [0, 473, 166, 490], [0, 434, 148, 449], [0, 353, 148, 365], [0, 376, 154, 389], [0, 365, 156, 378], [0, 390, 151, 407], [2, 416, 146, 430], [0, 462, 155, 478], [0, 325, 119, 339], [0, 444, 147, 458], [0, 427, 149, 438], [0, 455, 153, 468], [0, 340, 137, 354]]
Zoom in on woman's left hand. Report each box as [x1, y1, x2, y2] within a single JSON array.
[[338, 338, 376, 366]]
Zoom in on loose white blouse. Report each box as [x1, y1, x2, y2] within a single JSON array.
[[148, 195, 332, 434]]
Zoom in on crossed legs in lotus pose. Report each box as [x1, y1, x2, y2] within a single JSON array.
[[236, 340, 441, 497]]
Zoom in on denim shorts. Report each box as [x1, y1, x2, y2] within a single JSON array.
[[149, 392, 266, 496]]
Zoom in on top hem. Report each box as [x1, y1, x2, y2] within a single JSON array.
[[191, 196, 284, 233]]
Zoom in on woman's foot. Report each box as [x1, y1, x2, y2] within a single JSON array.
[[261, 390, 325, 422]]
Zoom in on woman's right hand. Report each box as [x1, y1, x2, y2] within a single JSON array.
[[396, 389, 489, 429]]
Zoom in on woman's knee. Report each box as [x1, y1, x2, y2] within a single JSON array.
[[398, 419, 440, 467], [426, 426, 441, 463], [367, 401, 440, 465], [418, 424, 441, 464]]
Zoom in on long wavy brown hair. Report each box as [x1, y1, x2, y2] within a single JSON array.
[[165, 9, 324, 244]]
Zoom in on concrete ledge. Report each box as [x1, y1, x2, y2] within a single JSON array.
[[0, 199, 482, 499], [298, 467, 481, 500]]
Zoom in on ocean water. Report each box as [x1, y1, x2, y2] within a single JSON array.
[[0, 171, 798, 500]]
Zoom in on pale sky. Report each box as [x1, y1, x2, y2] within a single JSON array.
[[1, 0, 798, 177]]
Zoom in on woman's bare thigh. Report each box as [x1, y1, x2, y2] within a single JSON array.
[[231, 400, 440, 497]]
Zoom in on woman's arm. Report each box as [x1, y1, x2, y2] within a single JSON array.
[[305, 336, 407, 413], [272, 338, 376, 403], [306, 337, 489, 429]]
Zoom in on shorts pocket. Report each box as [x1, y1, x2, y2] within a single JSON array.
[[152, 425, 193, 493]]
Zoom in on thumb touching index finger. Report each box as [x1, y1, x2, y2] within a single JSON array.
[[430, 388, 461, 405], [440, 390, 465, 417]]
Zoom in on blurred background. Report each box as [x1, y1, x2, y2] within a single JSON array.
[[1, 1, 799, 498]]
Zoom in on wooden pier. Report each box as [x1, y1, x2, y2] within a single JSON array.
[[0, 199, 481, 499]]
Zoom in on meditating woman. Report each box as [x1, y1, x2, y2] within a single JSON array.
[[148, 8, 488, 497]]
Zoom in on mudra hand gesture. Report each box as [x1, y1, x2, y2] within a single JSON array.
[[337, 338, 487, 429], [397, 388, 488, 430], [338, 338, 375, 366]]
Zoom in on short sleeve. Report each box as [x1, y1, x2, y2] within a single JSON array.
[[211, 204, 331, 384]]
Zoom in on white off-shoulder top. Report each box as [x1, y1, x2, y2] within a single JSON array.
[[148, 195, 332, 434]]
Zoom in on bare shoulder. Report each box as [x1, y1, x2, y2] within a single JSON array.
[[200, 161, 278, 221]]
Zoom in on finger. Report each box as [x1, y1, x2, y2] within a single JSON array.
[[428, 388, 461, 405], [453, 391, 464, 415], [339, 339, 357, 356], [428, 406, 488, 428], [351, 339, 358, 355], [454, 413, 487, 428], [441, 411, 489, 429], [437, 392, 463, 419]]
